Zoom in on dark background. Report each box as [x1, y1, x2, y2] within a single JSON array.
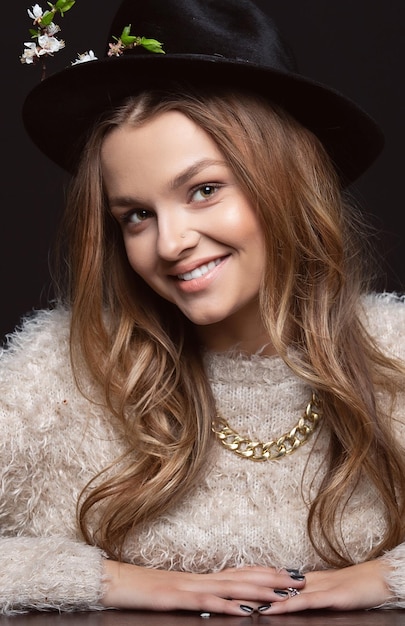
[[2, 1, 404, 342]]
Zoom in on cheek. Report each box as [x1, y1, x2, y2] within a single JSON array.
[[233, 208, 267, 268], [123, 237, 152, 276], [223, 204, 264, 246]]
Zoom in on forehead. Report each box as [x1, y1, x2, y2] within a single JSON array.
[[101, 110, 230, 199], [103, 110, 218, 154], [101, 110, 225, 178]]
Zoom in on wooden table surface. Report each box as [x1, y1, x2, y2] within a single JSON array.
[[1, 610, 404, 625]]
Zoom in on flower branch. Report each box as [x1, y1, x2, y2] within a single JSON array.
[[20, 1, 76, 80], [20, 3, 165, 81], [108, 24, 165, 56]]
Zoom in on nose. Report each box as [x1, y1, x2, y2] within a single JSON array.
[[156, 214, 200, 260]]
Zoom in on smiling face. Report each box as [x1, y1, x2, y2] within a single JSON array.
[[102, 110, 269, 351]]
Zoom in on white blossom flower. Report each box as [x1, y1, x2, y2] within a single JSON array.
[[20, 41, 40, 64], [71, 50, 98, 65], [46, 22, 61, 36], [108, 41, 124, 57], [38, 33, 65, 55], [27, 4, 44, 21]]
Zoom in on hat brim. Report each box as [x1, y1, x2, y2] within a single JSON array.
[[22, 53, 384, 184]]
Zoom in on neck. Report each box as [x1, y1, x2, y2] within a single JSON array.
[[196, 308, 277, 356]]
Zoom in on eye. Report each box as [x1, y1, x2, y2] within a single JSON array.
[[121, 209, 154, 226], [191, 184, 219, 202]]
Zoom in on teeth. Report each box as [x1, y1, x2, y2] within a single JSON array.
[[178, 259, 221, 281]]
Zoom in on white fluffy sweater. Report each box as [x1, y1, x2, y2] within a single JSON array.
[[1, 293, 405, 615]]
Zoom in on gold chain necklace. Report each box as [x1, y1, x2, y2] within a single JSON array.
[[212, 391, 322, 462]]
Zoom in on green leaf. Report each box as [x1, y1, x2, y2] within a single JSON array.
[[54, 0, 76, 14], [40, 10, 56, 27], [119, 24, 137, 46], [140, 37, 165, 54], [112, 24, 165, 53]]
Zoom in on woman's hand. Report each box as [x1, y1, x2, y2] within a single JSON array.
[[260, 559, 393, 614], [101, 560, 306, 615]]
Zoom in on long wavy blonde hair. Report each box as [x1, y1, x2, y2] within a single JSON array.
[[52, 88, 405, 565]]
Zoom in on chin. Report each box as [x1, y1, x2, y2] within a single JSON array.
[[184, 310, 233, 327], [187, 317, 221, 327]]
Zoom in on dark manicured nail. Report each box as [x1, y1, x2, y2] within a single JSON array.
[[286, 568, 305, 581], [258, 604, 272, 612], [240, 605, 254, 613], [274, 589, 289, 597]]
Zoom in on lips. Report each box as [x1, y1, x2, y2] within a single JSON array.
[[177, 258, 222, 281]]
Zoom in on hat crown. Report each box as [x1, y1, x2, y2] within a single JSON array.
[[107, 0, 298, 73], [22, 0, 384, 181]]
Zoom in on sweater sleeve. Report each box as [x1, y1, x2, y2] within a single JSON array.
[[362, 294, 405, 608], [0, 308, 110, 615], [379, 545, 405, 609], [0, 537, 106, 615]]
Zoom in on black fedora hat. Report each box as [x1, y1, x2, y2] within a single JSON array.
[[22, 0, 384, 184]]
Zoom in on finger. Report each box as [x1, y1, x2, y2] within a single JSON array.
[[198, 586, 303, 617], [156, 581, 298, 615], [206, 566, 307, 591], [258, 590, 334, 614], [162, 591, 258, 616]]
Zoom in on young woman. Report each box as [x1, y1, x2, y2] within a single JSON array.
[[2, 0, 405, 616]]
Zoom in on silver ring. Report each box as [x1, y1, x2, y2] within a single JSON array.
[[287, 587, 301, 597]]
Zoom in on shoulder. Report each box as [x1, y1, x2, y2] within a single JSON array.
[[0, 307, 111, 463], [1, 306, 71, 369], [0, 307, 73, 406], [360, 292, 405, 360]]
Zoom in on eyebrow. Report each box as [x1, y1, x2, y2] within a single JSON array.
[[108, 158, 226, 210], [169, 158, 226, 190]]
